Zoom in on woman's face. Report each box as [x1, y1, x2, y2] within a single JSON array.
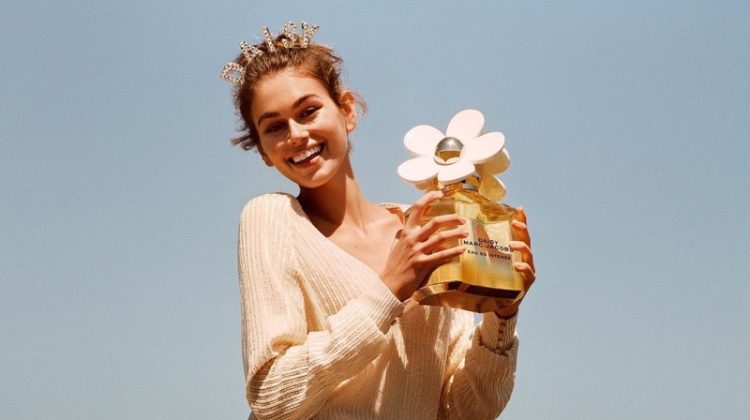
[[251, 68, 356, 189]]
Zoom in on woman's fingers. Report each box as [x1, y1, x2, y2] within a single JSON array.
[[511, 207, 535, 290], [419, 244, 466, 265], [509, 240, 534, 270], [418, 226, 468, 253], [514, 206, 527, 224], [513, 261, 536, 288], [405, 190, 443, 229], [417, 214, 465, 242], [511, 219, 530, 246]]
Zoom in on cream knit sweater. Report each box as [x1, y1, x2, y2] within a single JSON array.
[[238, 193, 518, 419]]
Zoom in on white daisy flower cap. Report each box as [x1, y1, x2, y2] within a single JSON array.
[[397, 109, 511, 201]]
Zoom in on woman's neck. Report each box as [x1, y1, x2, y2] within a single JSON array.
[[297, 160, 382, 236]]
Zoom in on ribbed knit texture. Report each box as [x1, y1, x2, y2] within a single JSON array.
[[238, 193, 518, 419]]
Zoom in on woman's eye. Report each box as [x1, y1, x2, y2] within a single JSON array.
[[264, 123, 284, 134], [301, 107, 319, 119]]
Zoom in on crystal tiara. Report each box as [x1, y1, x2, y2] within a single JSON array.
[[220, 22, 320, 85]]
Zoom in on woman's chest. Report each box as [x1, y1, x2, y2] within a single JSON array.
[[292, 230, 387, 323], [325, 228, 397, 276]]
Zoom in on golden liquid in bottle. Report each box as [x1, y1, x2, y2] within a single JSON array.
[[411, 184, 525, 313]]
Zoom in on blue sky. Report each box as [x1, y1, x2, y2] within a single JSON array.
[[1, 1, 748, 419]]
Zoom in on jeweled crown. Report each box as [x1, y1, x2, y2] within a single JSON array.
[[220, 22, 320, 85]]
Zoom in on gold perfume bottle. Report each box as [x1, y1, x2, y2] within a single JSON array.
[[397, 109, 526, 313], [410, 176, 524, 313]]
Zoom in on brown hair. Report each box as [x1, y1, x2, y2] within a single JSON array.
[[229, 33, 366, 151]]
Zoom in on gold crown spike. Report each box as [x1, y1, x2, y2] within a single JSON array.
[[220, 62, 244, 85], [239, 41, 264, 63], [262, 27, 276, 52], [220, 22, 320, 85], [300, 22, 319, 48], [281, 22, 298, 48]]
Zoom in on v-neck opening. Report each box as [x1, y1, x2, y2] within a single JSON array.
[[289, 196, 405, 280]]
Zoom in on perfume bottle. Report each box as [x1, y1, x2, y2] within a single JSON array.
[[411, 176, 524, 313], [397, 110, 526, 313]]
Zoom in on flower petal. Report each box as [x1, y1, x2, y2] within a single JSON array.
[[445, 109, 484, 142], [477, 148, 510, 175], [462, 131, 505, 164], [437, 158, 475, 184], [478, 175, 506, 202], [397, 156, 439, 183], [404, 125, 445, 157]]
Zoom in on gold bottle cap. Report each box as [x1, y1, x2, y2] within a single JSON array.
[[398, 109, 510, 194], [434, 137, 463, 165]]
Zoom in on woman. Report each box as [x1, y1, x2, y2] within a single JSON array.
[[223, 23, 536, 419]]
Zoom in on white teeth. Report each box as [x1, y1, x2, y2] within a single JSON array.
[[291, 145, 321, 163]]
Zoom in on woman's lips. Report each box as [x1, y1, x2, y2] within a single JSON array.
[[289, 144, 323, 164]]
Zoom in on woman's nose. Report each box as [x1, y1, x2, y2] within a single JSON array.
[[288, 120, 308, 144]]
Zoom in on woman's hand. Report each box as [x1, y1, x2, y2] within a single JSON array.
[[494, 207, 536, 319], [380, 191, 468, 301]]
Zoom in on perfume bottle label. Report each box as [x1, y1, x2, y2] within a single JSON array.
[[425, 219, 522, 292], [461, 219, 522, 291]]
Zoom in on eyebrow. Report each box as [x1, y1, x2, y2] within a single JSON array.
[[256, 94, 320, 127]]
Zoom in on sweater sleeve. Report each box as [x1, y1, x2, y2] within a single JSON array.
[[238, 195, 404, 419], [438, 310, 519, 419]]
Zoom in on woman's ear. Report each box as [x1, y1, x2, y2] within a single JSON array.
[[339, 90, 358, 133]]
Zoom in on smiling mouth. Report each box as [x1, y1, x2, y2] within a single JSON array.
[[289, 144, 323, 165]]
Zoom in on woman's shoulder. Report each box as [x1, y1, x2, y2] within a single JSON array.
[[379, 202, 409, 212], [242, 192, 298, 208], [240, 193, 301, 225], [378, 202, 410, 223]]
